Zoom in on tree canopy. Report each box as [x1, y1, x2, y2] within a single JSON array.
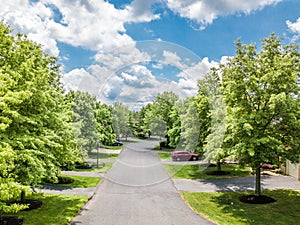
[[221, 33, 300, 196], [0, 23, 81, 213]]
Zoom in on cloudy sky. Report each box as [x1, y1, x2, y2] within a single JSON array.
[[1, 0, 300, 110]]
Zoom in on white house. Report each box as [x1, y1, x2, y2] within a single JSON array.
[[286, 160, 300, 181]]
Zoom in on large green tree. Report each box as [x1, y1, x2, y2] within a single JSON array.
[[222, 33, 300, 196], [111, 102, 131, 140], [193, 77, 212, 154], [67, 91, 99, 152], [94, 101, 116, 145], [179, 98, 200, 153], [154, 92, 179, 146], [199, 70, 228, 171], [0, 23, 80, 212]]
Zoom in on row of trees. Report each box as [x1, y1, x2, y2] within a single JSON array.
[[0, 23, 116, 214], [126, 33, 300, 197], [1, 20, 299, 214]]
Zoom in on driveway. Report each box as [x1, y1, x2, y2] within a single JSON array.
[[71, 139, 214, 225]]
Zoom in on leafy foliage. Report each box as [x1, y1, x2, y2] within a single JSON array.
[[221, 33, 300, 195], [111, 101, 131, 140], [0, 23, 80, 213]]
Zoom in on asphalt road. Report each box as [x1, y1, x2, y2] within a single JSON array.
[[70, 139, 214, 225]]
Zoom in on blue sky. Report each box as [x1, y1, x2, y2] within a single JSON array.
[[1, 0, 300, 109]]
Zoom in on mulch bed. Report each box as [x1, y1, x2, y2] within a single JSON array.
[[0, 216, 23, 225], [206, 170, 230, 175], [8, 199, 43, 211], [239, 195, 276, 204], [21, 199, 43, 211], [2, 199, 43, 225], [57, 176, 74, 184]]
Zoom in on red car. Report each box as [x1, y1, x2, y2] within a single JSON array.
[[172, 151, 199, 161]]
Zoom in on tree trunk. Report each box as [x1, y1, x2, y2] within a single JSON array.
[[217, 160, 221, 171], [21, 190, 26, 202], [255, 166, 261, 196]]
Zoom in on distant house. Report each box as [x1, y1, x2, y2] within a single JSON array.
[[286, 160, 300, 181]]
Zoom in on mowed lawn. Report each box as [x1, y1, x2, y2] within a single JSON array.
[[182, 189, 300, 225], [164, 163, 251, 179], [5, 194, 88, 225], [45, 175, 101, 188]]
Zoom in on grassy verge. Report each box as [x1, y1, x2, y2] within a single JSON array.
[[87, 152, 119, 159], [46, 175, 101, 188], [153, 145, 175, 151], [104, 145, 123, 150], [6, 193, 88, 225], [157, 152, 172, 159], [164, 164, 251, 179], [74, 162, 113, 173], [182, 190, 300, 225]]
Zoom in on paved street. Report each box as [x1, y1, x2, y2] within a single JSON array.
[[70, 139, 214, 225], [39, 138, 300, 224]]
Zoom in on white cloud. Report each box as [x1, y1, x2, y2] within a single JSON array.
[[125, 0, 161, 22], [0, 0, 161, 56], [287, 18, 300, 33], [0, 1, 59, 56], [177, 57, 218, 79], [120, 72, 138, 82], [1, 0, 235, 109], [166, 0, 283, 29], [162, 50, 186, 69], [286, 18, 300, 40], [172, 57, 220, 96], [61, 68, 92, 91], [94, 44, 151, 71], [120, 65, 157, 88]]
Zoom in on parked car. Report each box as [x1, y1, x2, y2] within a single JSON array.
[[172, 151, 199, 161], [108, 141, 123, 146]]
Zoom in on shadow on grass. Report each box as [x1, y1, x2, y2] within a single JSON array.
[[199, 173, 291, 193], [202, 190, 300, 225], [43, 175, 101, 188], [13, 194, 88, 225], [166, 164, 251, 180], [183, 190, 300, 225]]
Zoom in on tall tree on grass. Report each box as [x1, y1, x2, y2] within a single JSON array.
[[154, 92, 179, 146], [193, 77, 212, 155], [0, 23, 81, 211], [94, 101, 116, 145], [111, 102, 131, 140], [179, 98, 200, 153], [222, 33, 300, 196], [67, 91, 99, 152], [200, 70, 228, 171]]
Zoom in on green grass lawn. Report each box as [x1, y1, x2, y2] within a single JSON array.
[[46, 175, 101, 188], [157, 152, 172, 159], [104, 145, 123, 150], [6, 193, 88, 225], [74, 162, 113, 173], [164, 164, 251, 179], [153, 145, 175, 151], [182, 190, 300, 225], [87, 152, 119, 159]]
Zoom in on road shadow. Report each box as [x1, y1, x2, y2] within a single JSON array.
[[199, 175, 277, 192], [184, 175, 300, 224], [195, 188, 300, 225]]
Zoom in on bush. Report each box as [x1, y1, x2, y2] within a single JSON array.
[[159, 141, 168, 148], [75, 162, 93, 169]]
